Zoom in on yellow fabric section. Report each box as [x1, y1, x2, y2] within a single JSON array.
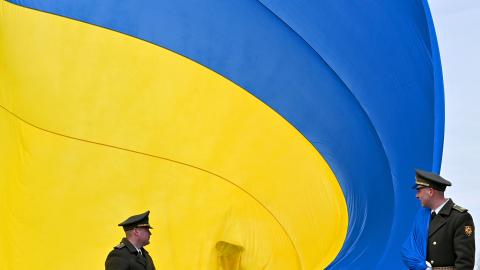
[[216, 241, 245, 270], [0, 2, 348, 269]]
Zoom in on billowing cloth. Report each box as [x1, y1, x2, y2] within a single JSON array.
[[402, 207, 430, 270], [0, 0, 443, 269]]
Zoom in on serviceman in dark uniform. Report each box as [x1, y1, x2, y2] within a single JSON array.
[[105, 211, 156, 270], [414, 169, 475, 270]]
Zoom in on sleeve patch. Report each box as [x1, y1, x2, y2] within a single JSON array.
[[465, 226, 473, 237]]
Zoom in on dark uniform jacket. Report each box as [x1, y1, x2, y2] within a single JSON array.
[[427, 199, 475, 269], [105, 238, 156, 270]]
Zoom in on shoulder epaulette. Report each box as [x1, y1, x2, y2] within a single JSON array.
[[114, 242, 126, 249], [453, 204, 468, 212]]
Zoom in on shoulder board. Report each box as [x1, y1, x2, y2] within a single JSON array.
[[453, 204, 468, 212], [114, 242, 126, 249]]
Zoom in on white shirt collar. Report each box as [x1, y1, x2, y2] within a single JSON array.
[[432, 198, 449, 214]]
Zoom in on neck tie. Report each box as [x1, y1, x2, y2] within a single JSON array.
[[430, 211, 436, 222]]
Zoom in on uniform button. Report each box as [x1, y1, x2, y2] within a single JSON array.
[[431, 260, 434, 265], [433, 241, 437, 245]]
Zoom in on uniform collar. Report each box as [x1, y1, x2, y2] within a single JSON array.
[[437, 198, 454, 216], [432, 198, 449, 214], [429, 199, 454, 237], [122, 238, 140, 254], [121, 238, 149, 255]]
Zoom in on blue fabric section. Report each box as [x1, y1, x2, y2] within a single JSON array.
[[420, 0, 445, 174], [7, 0, 444, 268], [252, 1, 442, 268], [401, 207, 430, 270]]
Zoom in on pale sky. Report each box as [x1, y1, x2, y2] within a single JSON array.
[[429, 0, 480, 266]]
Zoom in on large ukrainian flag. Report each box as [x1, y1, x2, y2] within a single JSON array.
[[0, 0, 443, 269]]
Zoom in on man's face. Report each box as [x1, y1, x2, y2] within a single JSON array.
[[416, 186, 433, 208], [135, 227, 151, 247]]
